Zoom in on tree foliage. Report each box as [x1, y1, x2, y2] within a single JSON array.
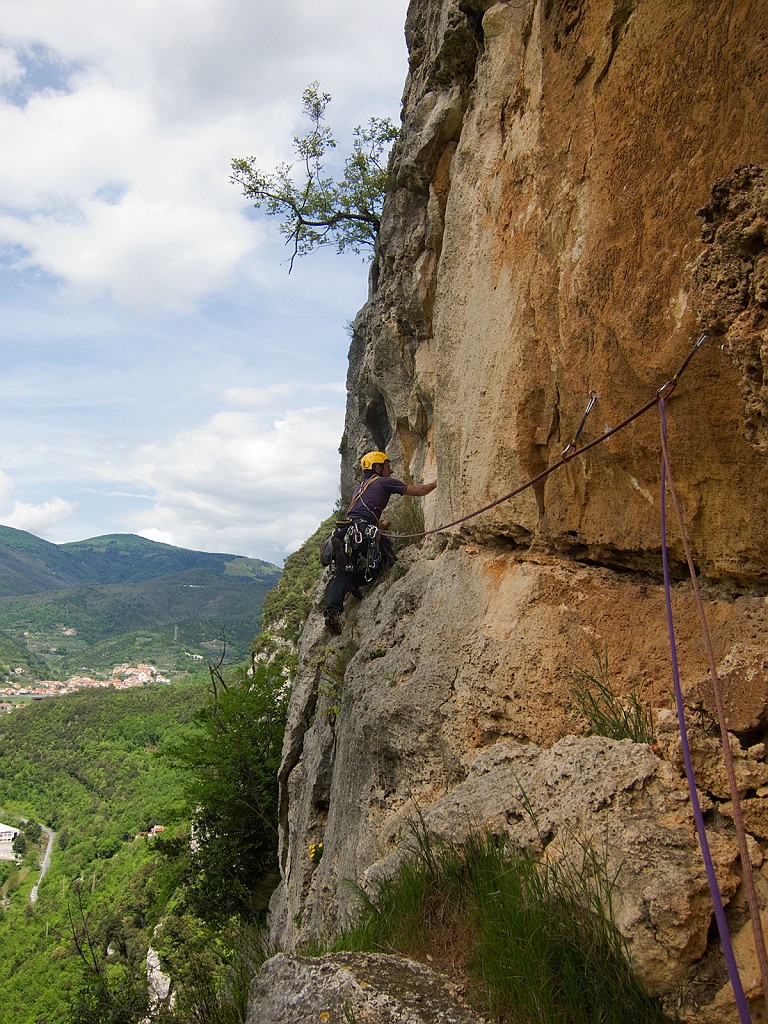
[[159, 657, 290, 925], [66, 883, 152, 1024], [255, 511, 335, 649], [0, 679, 208, 1023], [0, 663, 285, 1023], [0, 525, 314, 1021], [231, 82, 398, 269]]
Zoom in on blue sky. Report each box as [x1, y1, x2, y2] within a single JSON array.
[[0, 0, 410, 564]]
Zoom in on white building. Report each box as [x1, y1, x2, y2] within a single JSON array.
[[0, 822, 19, 861]]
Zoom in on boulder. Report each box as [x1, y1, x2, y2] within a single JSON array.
[[247, 952, 485, 1024]]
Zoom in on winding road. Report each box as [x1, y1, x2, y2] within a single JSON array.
[[30, 825, 55, 905]]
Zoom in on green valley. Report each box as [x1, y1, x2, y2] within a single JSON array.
[[0, 678, 210, 1023], [0, 522, 323, 1024], [0, 528, 281, 681]]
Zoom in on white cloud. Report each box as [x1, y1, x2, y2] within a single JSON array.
[[0, 83, 263, 312], [4, 192, 257, 313], [223, 381, 346, 412], [0, 46, 24, 86], [0, 470, 78, 539], [0, 470, 14, 507], [0, 0, 408, 560], [1, 496, 78, 537], [1, 1, 407, 117], [112, 395, 345, 560], [0, 0, 408, 312]]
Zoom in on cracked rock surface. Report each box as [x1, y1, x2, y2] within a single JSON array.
[[262, 2, 768, 1022]]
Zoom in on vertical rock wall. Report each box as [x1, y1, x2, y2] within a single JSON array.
[[269, 3, 768, 1020]]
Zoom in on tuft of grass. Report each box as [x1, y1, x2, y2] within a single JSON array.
[[570, 646, 655, 745], [321, 821, 674, 1024], [317, 640, 359, 719]]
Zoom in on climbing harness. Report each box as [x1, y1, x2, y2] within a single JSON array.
[[320, 475, 380, 567], [324, 508, 386, 583], [361, 524, 384, 581], [322, 520, 386, 586]]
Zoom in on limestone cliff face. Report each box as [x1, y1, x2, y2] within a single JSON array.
[[267, 2, 768, 1021]]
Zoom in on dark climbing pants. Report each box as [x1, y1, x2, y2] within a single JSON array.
[[324, 565, 369, 613], [323, 527, 394, 612]]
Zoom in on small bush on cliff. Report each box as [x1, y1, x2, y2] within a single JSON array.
[[386, 495, 425, 550], [570, 645, 655, 745], [321, 822, 674, 1024], [153, 916, 272, 1024]]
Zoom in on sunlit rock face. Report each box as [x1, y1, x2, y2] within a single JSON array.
[[265, 3, 768, 1022]]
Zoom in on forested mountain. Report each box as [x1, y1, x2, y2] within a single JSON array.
[[0, 527, 100, 594], [0, 678, 210, 1023], [0, 528, 281, 674], [0, 522, 326, 1024]]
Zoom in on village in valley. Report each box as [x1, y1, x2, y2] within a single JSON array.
[[0, 661, 172, 712]]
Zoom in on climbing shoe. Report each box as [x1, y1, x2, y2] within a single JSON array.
[[324, 609, 343, 635]]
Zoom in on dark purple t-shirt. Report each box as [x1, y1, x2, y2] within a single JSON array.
[[348, 475, 407, 525]]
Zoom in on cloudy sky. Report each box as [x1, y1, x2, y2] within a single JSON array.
[[0, 0, 410, 565]]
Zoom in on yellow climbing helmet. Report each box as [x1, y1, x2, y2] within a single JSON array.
[[360, 450, 390, 471]]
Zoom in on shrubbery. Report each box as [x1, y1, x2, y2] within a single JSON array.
[[318, 821, 675, 1024]]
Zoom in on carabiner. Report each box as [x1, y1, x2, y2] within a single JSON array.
[[563, 391, 598, 457]]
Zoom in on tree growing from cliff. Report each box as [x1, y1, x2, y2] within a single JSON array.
[[231, 83, 398, 270], [160, 656, 290, 924]]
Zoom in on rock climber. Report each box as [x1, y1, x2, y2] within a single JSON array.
[[323, 451, 437, 634]]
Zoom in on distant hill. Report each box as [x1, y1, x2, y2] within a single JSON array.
[[0, 526, 100, 596], [0, 528, 282, 678]]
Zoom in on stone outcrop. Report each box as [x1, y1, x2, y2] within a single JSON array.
[[259, 2, 768, 1022], [693, 165, 768, 454], [366, 735, 731, 996], [247, 953, 485, 1024]]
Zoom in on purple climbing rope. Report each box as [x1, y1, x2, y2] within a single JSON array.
[[660, 401, 751, 1023]]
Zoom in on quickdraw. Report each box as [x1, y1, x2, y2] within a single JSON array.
[[562, 390, 598, 457], [387, 332, 709, 541]]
